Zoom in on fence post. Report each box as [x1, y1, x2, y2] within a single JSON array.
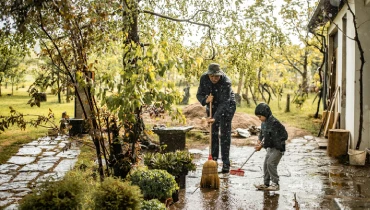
[[285, 94, 290, 112]]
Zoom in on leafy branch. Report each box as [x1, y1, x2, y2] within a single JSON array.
[[0, 107, 58, 133]]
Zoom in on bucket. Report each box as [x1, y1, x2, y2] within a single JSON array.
[[348, 149, 366, 166]]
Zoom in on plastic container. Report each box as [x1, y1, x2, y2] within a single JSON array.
[[348, 149, 366, 166]]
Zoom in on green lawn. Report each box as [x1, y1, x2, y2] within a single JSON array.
[[0, 87, 74, 163], [0, 84, 322, 164]]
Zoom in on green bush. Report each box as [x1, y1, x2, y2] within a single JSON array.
[[19, 175, 85, 210], [141, 199, 166, 210], [93, 177, 143, 210], [130, 169, 178, 200], [143, 150, 196, 177]]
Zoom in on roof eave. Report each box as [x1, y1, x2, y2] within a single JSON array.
[[307, 0, 343, 33]]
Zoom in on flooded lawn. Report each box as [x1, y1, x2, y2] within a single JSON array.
[[170, 137, 370, 210]]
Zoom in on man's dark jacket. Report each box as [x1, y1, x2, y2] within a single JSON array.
[[196, 72, 236, 122]]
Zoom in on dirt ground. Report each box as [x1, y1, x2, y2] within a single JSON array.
[[144, 103, 310, 148]]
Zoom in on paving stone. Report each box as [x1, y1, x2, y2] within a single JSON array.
[[53, 159, 78, 174], [37, 140, 59, 146], [58, 142, 67, 148], [304, 136, 315, 140], [7, 156, 36, 165], [16, 147, 42, 156], [13, 172, 39, 182], [0, 182, 28, 191], [42, 151, 57, 156], [0, 164, 20, 174], [19, 162, 55, 172], [38, 156, 60, 163], [290, 138, 308, 144], [3, 203, 19, 210], [0, 191, 14, 199], [12, 187, 32, 193], [54, 135, 68, 141], [0, 200, 14, 208], [37, 172, 62, 182], [15, 190, 31, 197], [0, 174, 13, 184], [37, 136, 53, 141], [56, 149, 80, 158], [38, 145, 57, 150]]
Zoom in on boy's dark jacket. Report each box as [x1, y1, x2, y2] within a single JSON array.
[[255, 103, 288, 152], [196, 71, 235, 122]]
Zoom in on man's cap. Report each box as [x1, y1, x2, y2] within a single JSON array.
[[206, 63, 222, 75]]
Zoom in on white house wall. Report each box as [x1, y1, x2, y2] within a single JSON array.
[[327, 0, 370, 150], [356, 0, 370, 150]]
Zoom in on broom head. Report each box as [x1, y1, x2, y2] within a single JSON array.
[[230, 168, 245, 176], [200, 158, 220, 189]]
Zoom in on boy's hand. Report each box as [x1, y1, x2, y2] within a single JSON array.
[[254, 140, 263, 151]]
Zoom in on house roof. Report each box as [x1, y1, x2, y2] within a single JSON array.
[[308, 0, 344, 33]]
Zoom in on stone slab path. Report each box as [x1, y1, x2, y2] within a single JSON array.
[[0, 135, 80, 209]]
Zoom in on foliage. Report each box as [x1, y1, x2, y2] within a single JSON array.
[[0, 0, 325, 181], [18, 174, 86, 210], [93, 177, 143, 210], [143, 150, 196, 177], [0, 32, 28, 96], [130, 168, 178, 200], [141, 199, 166, 210], [0, 107, 57, 133]]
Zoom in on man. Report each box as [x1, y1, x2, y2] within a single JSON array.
[[196, 63, 236, 173]]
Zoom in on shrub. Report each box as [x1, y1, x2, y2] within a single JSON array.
[[143, 150, 196, 177], [19, 175, 85, 210], [93, 177, 143, 210], [130, 169, 178, 200], [141, 199, 166, 210]]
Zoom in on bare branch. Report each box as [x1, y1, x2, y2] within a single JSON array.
[[141, 9, 216, 60], [141, 9, 213, 29]]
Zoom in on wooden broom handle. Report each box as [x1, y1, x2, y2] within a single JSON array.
[[209, 94, 212, 155]]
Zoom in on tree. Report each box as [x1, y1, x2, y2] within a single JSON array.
[[279, 0, 322, 94], [0, 0, 243, 181], [0, 33, 27, 96]]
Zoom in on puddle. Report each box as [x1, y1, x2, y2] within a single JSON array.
[[169, 139, 370, 209]]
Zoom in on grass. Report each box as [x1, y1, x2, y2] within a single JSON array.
[[0, 86, 74, 163], [0, 83, 323, 164]]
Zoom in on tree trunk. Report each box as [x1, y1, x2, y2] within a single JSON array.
[[285, 94, 290, 112], [237, 70, 243, 95]]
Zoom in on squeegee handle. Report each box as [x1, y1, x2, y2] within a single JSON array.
[[239, 150, 257, 170]]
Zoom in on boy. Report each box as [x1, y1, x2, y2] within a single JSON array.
[[254, 102, 288, 191]]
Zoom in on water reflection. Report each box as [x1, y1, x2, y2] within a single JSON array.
[[262, 191, 279, 210], [200, 187, 220, 210]]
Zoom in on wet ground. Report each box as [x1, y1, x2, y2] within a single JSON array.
[[170, 136, 370, 210]]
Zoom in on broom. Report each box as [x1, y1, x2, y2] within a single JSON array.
[[200, 99, 220, 189], [230, 139, 264, 176]]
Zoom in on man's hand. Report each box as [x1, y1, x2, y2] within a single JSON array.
[[206, 94, 214, 103], [207, 118, 215, 124], [254, 140, 263, 151]]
